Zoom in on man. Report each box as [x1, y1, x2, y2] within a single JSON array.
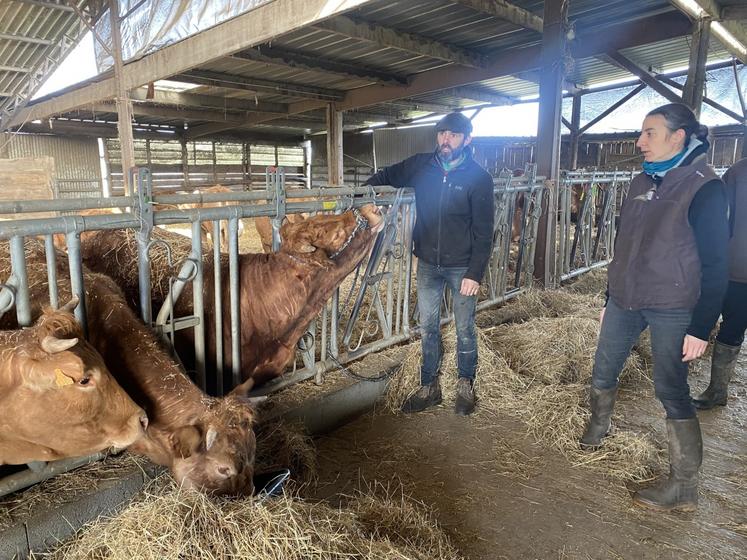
[[365, 112, 494, 415], [693, 157, 747, 409]]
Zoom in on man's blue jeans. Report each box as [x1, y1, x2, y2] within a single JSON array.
[[416, 260, 477, 385], [592, 298, 695, 419]]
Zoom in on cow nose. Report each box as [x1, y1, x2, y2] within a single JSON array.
[[216, 464, 237, 479]]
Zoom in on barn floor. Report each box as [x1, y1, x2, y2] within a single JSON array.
[[310, 355, 747, 560]]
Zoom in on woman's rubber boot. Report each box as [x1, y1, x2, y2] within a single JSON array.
[[632, 417, 702, 512], [580, 386, 617, 449], [693, 341, 740, 410]]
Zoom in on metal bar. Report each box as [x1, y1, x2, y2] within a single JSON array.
[[0, 196, 134, 214], [228, 215, 242, 388], [191, 221, 206, 390], [0, 453, 105, 499], [212, 220, 224, 395], [65, 231, 87, 337], [43, 234, 59, 309], [577, 84, 647, 135], [135, 169, 154, 324], [9, 236, 31, 327]]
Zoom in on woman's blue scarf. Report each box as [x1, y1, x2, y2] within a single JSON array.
[[641, 137, 703, 179]]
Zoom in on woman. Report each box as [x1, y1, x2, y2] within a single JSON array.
[[580, 103, 730, 512], [693, 157, 746, 410]]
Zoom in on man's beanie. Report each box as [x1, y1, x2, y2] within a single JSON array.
[[434, 112, 473, 135]]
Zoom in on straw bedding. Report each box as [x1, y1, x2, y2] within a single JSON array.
[[30, 477, 462, 560], [385, 278, 662, 483]]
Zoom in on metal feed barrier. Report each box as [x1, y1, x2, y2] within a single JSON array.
[[0, 165, 623, 497]]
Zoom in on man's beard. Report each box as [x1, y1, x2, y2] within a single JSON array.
[[439, 143, 465, 162]]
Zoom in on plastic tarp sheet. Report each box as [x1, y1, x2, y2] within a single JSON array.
[[562, 65, 747, 134], [94, 0, 272, 72]]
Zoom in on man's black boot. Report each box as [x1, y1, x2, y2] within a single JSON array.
[[632, 417, 702, 512], [580, 385, 617, 449], [693, 341, 740, 410], [401, 379, 442, 413], [454, 377, 476, 416]]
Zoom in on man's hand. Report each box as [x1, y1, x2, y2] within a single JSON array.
[[599, 307, 605, 325], [460, 278, 480, 297], [682, 334, 708, 362]]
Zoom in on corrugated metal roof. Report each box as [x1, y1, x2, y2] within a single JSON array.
[[0, 0, 99, 126], [2, 0, 745, 140]]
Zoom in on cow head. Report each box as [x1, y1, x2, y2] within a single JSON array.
[[279, 204, 382, 259], [168, 395, 257, 496], [0, 299, 148, 464]]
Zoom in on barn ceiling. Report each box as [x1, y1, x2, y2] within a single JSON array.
[[1, 0, 745, 143]]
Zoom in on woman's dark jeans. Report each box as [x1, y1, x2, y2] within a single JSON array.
[[416, 260, 477, 385], [592, 298, 695, 419], [716, 281, 747, 347]]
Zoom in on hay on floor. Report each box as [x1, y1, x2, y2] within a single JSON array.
[[34, 477, 464, 560], [487, 316, 647, 386], [254, 420, 317, 486], [477, 289, 603, 327], [565, 268, 608, 296]]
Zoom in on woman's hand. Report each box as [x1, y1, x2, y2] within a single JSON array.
[[682, 334, 708, 362]]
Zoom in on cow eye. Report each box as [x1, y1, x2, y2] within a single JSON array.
[[79, 377, 91, 385]]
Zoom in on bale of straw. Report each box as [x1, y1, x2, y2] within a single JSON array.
[[36, 477, 464, 560]]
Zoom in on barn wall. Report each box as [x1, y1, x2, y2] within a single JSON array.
[[0, 132, 102, 199]]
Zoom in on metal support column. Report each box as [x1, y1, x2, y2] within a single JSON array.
[[682, 17, 711, 117], [533, 0, 569, 287], [108, 0, 136, 196], [326, 103, 344, 186]]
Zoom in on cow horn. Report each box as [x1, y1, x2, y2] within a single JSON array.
[[41, 335, 79, 354], [205, 427, 218, 451], [59, 296, 80, 313]]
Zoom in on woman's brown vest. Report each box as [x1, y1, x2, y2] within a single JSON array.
[[608, 156, 721, 310]]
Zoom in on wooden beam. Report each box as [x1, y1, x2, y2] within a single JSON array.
[[0, 32, 53, 46], [109, 0, 136, 196], [326, 105, 344, 185], [315, 16, 487, 68], [683, 17, 711, 116], [569, 92, 582, 170], [0, 65, 31, 73], [454, 0, 543, 32], [175, 70, 345, 101], [232, 47, 408, 86], [673, 0, 747, 63], [534, 0, 568, 287], [11, 0, 75, 11], [577, 83, 647, 135], [88, 102, 278, 124], [441, 86, 517, 105], [128, 88, 288, 114], [333, 12, 691, 112], [8, 0, 376, 127], [604, 51, 682, 103]]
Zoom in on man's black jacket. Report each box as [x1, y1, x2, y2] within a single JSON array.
[[365, 151, 495, 282]]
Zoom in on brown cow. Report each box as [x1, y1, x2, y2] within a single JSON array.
[[0, 300, 147, 465], [76, 205, 383, 389], [0, 240, 258, 495]]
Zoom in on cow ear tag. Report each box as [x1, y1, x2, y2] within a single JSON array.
[[54, 368, 74, 387]]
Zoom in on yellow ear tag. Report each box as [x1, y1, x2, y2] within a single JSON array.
[[55, 368, 74, 387]]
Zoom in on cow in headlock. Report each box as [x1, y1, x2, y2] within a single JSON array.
[[0, 240, 259, 495], [75, 204, 383, 390], [0, 298, 147, 465]]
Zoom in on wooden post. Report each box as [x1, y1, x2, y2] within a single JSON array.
[[533, 0, 569, 287], [326, 103, 344, 186], [109, 0, 136, 195], [683, 17, 711, 117], [181, 137, 190, 189], [569, 92, 582, 170]]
